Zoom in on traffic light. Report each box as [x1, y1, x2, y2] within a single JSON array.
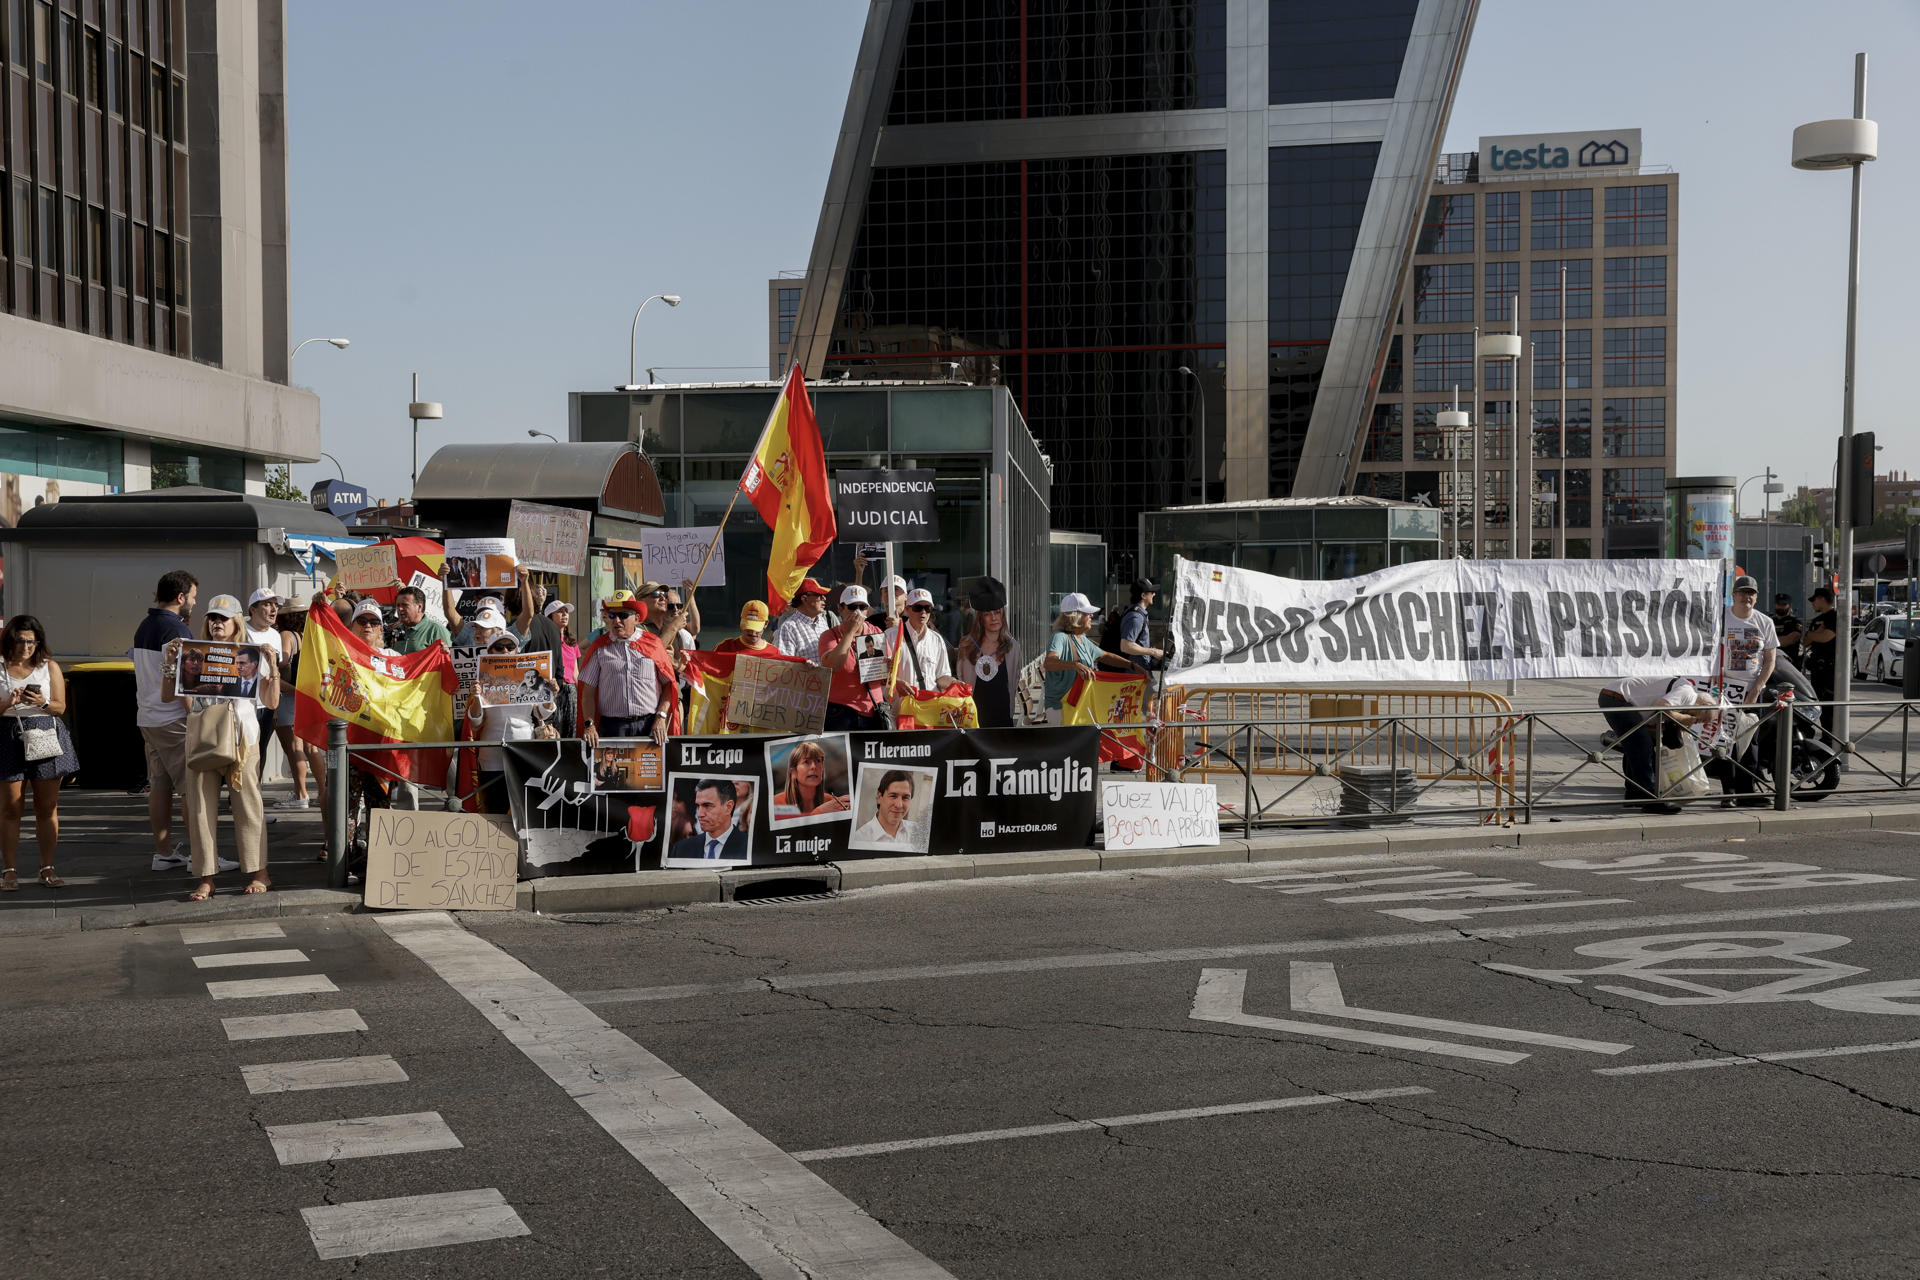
[[1838, 431, 1877, 528], [1813, 542, 1828, 572]]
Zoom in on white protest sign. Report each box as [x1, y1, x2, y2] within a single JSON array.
[[444, 537, 518, 590], [508, 499, 591, 576], [363, 810, 519, 911], [1102, 781, 1220, 850], [407, 571, 446, 625], [640, 526, 725, 587], [1171, 555, 1723, 685]]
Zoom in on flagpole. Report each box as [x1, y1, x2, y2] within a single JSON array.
[[687, 364, 805, 597]]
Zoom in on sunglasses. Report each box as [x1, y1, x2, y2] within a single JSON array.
[[842, 604, 869, 613], [606, 609, 638, 619], [910, 604, 932, 613]]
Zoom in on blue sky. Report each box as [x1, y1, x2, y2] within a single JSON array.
[[287, 1, 1919, 508]]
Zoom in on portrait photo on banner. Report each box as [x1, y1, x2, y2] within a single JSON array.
[[591, 740, 664, 793], [764, 733, 853, 828], [847, 763, 936, 854], [662, 773, 757, 868], [162, 640, 267, 701]]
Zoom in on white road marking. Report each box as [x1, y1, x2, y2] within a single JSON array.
[[1230, 866, 1444, 884], [1596, 1038, 1920, 1076], [268, 1111, 462, 1165], [240, 1054, 408, 1094], [575, 899, 1920, 1007], [1380, 899, 1634, 922], [191, 949, 309, 970], [378, 911, 957, 1280], [223, 1009, 369, 1041], [301, 1187, 530, 1260], [792, 1087, 1433, 1162], [181, 921, 286, 945], [1288, 961, 1632, 1054], [206, 974, 338, 1000], [1191, 968, 1529, 1064]]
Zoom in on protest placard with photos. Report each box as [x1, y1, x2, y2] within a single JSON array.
[[639, 525, 726, 587], [508, 499, 591, 576], [727, 653, 830, 735], [855, 632, 892, 685], [475, 651, 556, 707], [443, 537, 519, 590], [335, 543, 399, 592], [162, 640, 269, 701], [591, 740, 666, 793], [363, 810, 518, 911]]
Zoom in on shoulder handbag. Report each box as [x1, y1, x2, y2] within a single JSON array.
[[185, 700, 243, 773], [15, 715, 59, 761]]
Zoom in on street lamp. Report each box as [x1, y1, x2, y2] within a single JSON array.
[[1793, 51, 1878, 752], [1176, 365, 1206, 503], [1737, 468, 1783, 523], [617, 294, 682, 391], [291, 336, 350, 360], [1438, 388, 1470, 558], [528, 430, 559, 443], [408, 372, 443, 503], [1480, 308, 1523, 558], [318, 452, 345, 480]]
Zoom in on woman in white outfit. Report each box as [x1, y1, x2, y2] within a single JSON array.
[[184, 594, 277, 901]]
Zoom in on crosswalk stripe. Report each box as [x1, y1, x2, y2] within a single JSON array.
[[301, 1188, 529, 1260], [181, 922, 286, 945], [222, 1009, 368, 1041], [206, 974, 338, 1000], [240, 1055, 407, 1094], [268, 1111, 462, 1165], [192, 949, 310, 970]]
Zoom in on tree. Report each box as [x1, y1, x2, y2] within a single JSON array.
[[265, 462, 304, 503], [1777, 494, 1821, 529]]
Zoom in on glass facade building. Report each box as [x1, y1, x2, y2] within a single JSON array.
[[787, 0, 1478, 560]]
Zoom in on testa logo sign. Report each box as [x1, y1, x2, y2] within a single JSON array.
[[1478, 129, 1641, 175]]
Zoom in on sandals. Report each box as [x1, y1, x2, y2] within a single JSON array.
[[187, 881, 214, 902], [0, 868, 15, 892], [243, 878, 271, 895], [36, 867, 63, 888]]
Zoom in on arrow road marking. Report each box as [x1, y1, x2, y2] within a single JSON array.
[[1288, 962, 1633, 1055], [1192, 968, 1530, 1064]]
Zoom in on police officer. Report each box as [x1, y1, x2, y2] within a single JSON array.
[[1804, 585, 1840, 740]]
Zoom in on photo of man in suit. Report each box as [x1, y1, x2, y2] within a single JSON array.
[[668, 777, 751, 863]]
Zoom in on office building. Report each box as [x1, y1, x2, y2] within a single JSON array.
[[1352, 129, 1679, 559], [0, 0, 316, 527], [785, 0, 1478, 558], [1790, 472, 1920, 530]]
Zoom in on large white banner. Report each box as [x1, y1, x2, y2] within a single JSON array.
[[1171, 556, 1723, 685]]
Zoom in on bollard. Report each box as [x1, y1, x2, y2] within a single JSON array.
[[1772, 703, 1793, 812], [326, 718, 350, 889]]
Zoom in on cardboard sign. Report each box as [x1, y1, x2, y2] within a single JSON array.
[[162, 640, 269, 701], [363, 810, 518, 911], [335, 543, 399, 592], [475, 651, 556, 707], [508, 500, 591, 576], [639, 526, 726, 588], [444, 537, 518, 590], [591, 740, 665, 793], [450, 644, 480, 722], [834, 469, 940, 542], [728, 653, 830, 735], [407, 571, 447, 625], [1101, 781, 1220, 850]]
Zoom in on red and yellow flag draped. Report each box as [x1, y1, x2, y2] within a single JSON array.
[[293, 601, 457, 785], [1063, 670, 1151, 769], [739, 363, 835, 612], [684, 648, 808, 735]]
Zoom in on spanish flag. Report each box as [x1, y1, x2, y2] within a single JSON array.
[[1063, 670, 1151, 769], [293, 601, 457, 786], [684, 647, 808, 735], [740, 362, 835, 612]]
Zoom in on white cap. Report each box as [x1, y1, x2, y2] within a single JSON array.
[[1060, 591, 1101, 616], [248, 587, 280, 608], [350, 598, 384, 623], [543, 598, 570, 617], [885, 575, 907, 593], [905, 588, 934, 608], [473, 605, 509, 630], [839, 584, 870, 607]]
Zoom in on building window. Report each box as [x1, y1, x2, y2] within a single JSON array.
[[1566, 537, 1592, 558], [1536, 399, 1594, 458], [58, 11, 74, 93], [1379, 336, 1402, 393], [1603, 467, 1664, 524], [1410, 403, 1453, 460], [35, 186, 53, 271], [1364, 403, 1402, 461], [1604, 255, 1667, 317], [174, 237, 188, 307], [10, 178, 29, 265], [172, 76, 186, 147], [1411, 332, 1473, 392], [1480, 399, 1513, 460], [1530, 188, 1592, 250], [128, 51, 145, 129], [1485, 190, 1518, 253], [63, 195, 80, 279], [1567, 468, 1593, 527], [1483, 356, 1511, 391], [109, 213, 125, 289], [105, 39, 120, 114], [1530, 329, 1591, 390], [150, 444, 246, 492], [1483, 261, 1518, 324], [1601, 397, 1666, 457], [1411, 263, 1473, 322], [1269, 142, 1379, 345], [151, 227, 168, 307], [776, 286, 800, 346], [86, 206, 104, 286], [1603, 327, 1666, 386], [31, 0, 47, 81], [1353, 471, 1404, 500], [1268, 0, 1420, 106], [1416, 193, 1473, 254], [132, 222, 148, 300], [1605, 185, 1668, 246], [6, 0, 22, 68], [1530, 259, 1591, 320], [83, 26, 99, 106]]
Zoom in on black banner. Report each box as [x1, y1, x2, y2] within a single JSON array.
[[502, 726, 1099, 878], [833, 469, 940, 543]]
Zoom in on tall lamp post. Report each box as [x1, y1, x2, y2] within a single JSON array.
[[527, 430, 559, 443], [617, 294, 682, 391], [1438, 388, 1469, 557], [287, 339, 349, 492], [1793, 52, 1877, 752], [317, 452, 345, 480], [408, 373, 442, 503], [1176, 365, 1206, 503], [1480, 304, 1524, 558]]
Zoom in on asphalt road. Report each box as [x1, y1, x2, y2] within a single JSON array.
[[11, 826, 1920, 1278]]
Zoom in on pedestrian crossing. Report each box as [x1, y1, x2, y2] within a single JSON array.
[[180, 920, 530, 1262]]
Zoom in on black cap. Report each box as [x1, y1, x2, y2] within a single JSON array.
[[1811, 585, 1835, 602], [1774, 592, 1792, 601], [1132, 577, 1157, 595], [967, 576, 1007, 613]]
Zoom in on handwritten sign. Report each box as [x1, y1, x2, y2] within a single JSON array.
[[728, 653, 830, 735], [1101, 781, 1220, 850], [363, 810, 519, 911], [508, 500, 591, 576], [640, 525, 726, 588], [444, 537, 518, 590], [451, 644, 480, 722], [407, 571, 447, 625], [335, 543, 399, 592]]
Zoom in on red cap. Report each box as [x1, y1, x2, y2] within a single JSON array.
[[796, 578, 829, 598]]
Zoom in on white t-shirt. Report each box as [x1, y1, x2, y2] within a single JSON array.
[[245, 623, 283, 663], [1603, 676, 1697, 708], [850, 816, 927, 848], [1722, 611, 1779, 691]]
